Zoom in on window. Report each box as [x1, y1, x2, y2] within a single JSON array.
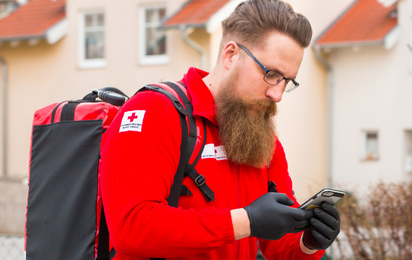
[[78, 11, 106, 69], [0, 0, 10, 15], [0, 0, 16, 19], [404, 130, 412, 174], [139, 6, 168, 65], [409, 19, 412, 73], [360, 131, 379, 161]]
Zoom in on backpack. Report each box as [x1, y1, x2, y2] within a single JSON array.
[[24, 82, 214, 260]]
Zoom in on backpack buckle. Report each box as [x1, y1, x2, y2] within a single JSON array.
[[195, 175, 206, 187]]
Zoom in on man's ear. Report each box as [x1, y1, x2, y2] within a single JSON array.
[[221, 41, 239, 70]]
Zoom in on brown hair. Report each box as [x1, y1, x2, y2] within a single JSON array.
[[221, 0, 312, 49]]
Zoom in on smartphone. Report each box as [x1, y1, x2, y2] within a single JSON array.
[[298, 188, 345, 210]]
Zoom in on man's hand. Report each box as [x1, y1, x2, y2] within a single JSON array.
[[302, 202, 340, 250], [244, 193, 313, 240]]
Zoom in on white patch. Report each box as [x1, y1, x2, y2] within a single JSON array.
[[201, 144, 216, 159], [215, 145, 227, 161], [201, 144, 227, 161], [119, 110, 146, 133]]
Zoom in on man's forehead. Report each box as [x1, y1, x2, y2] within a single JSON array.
[[255, 33, 304, 77]]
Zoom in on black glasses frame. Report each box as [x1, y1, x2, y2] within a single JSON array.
[[236, 43, 299, 92]]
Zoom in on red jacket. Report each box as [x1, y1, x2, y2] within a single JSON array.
[[101, 67, 325, 260]]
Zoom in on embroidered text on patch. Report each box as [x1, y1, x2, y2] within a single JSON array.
[[201, 144, 227, 161], [215, 146, 227, 160], [119, 110, 146, 133]]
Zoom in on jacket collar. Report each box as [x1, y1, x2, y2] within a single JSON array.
[[181, 67, 218, 125]]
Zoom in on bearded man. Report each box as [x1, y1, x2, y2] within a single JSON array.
[[101, 0, 341, 259]]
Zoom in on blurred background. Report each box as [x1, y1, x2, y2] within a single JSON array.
[[0, 0, 411, 259]]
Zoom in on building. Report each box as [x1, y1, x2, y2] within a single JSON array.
[[315, 0, 412, 197], [0, 0, 353, 235]]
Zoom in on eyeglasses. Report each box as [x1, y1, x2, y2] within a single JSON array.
[[236, 43, 300, 93]]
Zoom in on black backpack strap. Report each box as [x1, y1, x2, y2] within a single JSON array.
[[51, 101, 67, 123], [184, 163, 215, 202], [268, 181, 278, 192], [180, 118, 207, 197], [96, 205, 110, 260], [138, 84, 213, 260], [162, 83, 214, 202], [180, 185, 193, 196], [179, 118, 214, 201], [191, 118, 207, 167], [60, 102, 80, 121], [167, 111, 189, 207], [163, 82, 197, 156], [138, 85, 189, 207], [139, 85, 190, 260], [138, 85, 188, 117]]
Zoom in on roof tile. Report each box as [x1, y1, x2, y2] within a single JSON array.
[[316, 0, 397, 46], [163, 0, 231, 27], [0, 0, 65, 40]]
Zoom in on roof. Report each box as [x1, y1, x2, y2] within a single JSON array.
[[163, 0, 231, 28], [315, 0, 397, 48], [0, 0, 66, 42]]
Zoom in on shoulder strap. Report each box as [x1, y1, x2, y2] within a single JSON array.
[[137, 83, 214, 260], [138, 84, 190, 260], [161, 83, 214, 202], [138, 85, 189, 207], [137, 84, 214, 202], [162, 82, 197, 157], [191, 117, 207, 167], [96, 205, 110, 260]]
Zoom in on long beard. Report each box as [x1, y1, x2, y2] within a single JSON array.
[[215, 72, 277, 168]]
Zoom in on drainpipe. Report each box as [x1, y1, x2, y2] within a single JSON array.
[[315, 46, 337, 260], [0, 56, 7, 179], [314, 47, 334, 188], [180, 25, 207, 70]]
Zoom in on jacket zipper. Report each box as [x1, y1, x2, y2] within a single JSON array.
[[235, 164, 241, 260]]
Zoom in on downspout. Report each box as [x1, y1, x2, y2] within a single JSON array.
[[0, 56, 7, 179], [314, 46, 334, 188], [180, 25, 207, 70]]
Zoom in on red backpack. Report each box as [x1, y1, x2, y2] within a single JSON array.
[[24, 82, 213, 260]]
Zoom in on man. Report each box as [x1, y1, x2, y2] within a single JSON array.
[[101, 0, 341, 259]]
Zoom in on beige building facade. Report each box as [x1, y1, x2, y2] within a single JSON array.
[[315, 0, 412, 198], [0, 0, 354, 234]]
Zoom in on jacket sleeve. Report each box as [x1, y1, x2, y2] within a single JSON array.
[[100, 91, 235, 258], [259, 139, 325, 260]]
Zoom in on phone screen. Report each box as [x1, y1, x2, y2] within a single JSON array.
[[299, 188, 345, 210]]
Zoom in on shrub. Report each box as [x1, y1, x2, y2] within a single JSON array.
[[335, 181, 412, 260]]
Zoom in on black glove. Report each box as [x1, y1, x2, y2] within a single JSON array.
[[244, 192, 314, 240], [302, 202, 340, 250]]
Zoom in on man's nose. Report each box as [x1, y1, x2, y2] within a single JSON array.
[[265, 81, 284, 103]]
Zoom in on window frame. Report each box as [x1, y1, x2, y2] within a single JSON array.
[[78, 10, 107, 69], [360, 130, 379, 161], [404, 130, 412, 174], [0, 1, 12, 19], [409, 19, 412, 73], [139, 5, 169, 66]]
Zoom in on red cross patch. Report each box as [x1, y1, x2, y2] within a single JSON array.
[[119, 110, 146, 133]]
